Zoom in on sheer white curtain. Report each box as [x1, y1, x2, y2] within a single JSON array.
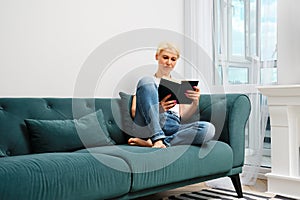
[[183, 0, 213, 90], [184, 0, 277, 187], [242, 0, 277, 185]]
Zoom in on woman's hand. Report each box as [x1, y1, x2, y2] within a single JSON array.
[[159, 94, 177, 112], [185, 86, 200, 106], [179, 86, 200, 121]]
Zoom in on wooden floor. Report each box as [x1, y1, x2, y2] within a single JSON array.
[[137, 178, 268, 200]]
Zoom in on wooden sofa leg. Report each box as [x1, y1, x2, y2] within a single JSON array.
[[229, 174, 243, 198]]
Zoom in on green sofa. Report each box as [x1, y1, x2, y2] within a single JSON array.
[[0, 94, 251, 200]]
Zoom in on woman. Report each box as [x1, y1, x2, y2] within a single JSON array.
[[128, 42, 215, 148]]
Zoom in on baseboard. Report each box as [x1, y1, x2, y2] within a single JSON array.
[[257, 166, 271, 180], [242, 164, 271, 183]]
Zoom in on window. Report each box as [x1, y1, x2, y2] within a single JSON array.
[[230, 0, 246, 58], [228, 66, 248, 84], [213, 0, 277, 168]]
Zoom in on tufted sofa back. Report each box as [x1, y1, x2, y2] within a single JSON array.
[[0, 98, 126, 157], [0, 94, 250, 165]]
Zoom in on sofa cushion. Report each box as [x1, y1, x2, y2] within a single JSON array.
[[119, 92, 134, 136], [0, 153, 131, 200], [77, 141, 233, 192], [118, 91, 154, 139], [25, 109, 115, 153]]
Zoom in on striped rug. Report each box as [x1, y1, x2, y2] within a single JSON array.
[[163, 188, 297, 200]]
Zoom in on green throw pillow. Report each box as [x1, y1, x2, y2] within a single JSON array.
[[119, 91, 154, 139], [25, 109, 115, 153], [119, 92, 134, 136]]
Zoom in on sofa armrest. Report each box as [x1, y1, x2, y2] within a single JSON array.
[[198, 94, 251, 168], [227, 94, 251, 167]]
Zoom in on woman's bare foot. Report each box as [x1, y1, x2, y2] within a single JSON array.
[[128, 138, 153, 147], [152, 140, 166, 148]]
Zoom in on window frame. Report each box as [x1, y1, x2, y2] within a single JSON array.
[[213, 0, 277, 168]]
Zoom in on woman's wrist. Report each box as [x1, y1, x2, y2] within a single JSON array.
[[192, 99, 199, 107]]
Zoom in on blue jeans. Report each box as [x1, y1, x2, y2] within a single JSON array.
[[133, 76, 215, 146]]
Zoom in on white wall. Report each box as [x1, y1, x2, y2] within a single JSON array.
[[0, 0, 184, 97], [277, 0, 300, 85]]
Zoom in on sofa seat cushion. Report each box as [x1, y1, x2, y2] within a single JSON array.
[[0, 153, 131, 200], [76, 141, 233, 192]]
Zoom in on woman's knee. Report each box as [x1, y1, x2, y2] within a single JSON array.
[[204, 122, 215, 141], [137, 76, 156, 90], [195, 121, 215, 141], [136, 76, 158, 100]]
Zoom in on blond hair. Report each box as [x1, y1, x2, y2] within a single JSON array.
[[156, 42, 180, 58]]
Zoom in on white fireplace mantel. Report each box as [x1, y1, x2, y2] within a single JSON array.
[[258, 85, 300, 199]]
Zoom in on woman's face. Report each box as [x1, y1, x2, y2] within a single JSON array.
[[156, 50, 178, 76]]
